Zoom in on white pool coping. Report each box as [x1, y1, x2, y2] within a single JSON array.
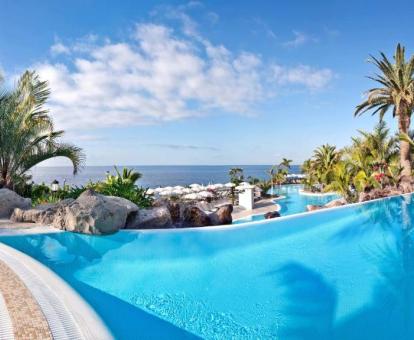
[[272, 195, 286, 201], [0, 224, 60, 236], [0, 243, 113, 340], [0, 292, 14, 340], [298, 189, 337, 197]]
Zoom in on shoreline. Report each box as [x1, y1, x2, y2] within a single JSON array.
[[29, 165, 304, 188]]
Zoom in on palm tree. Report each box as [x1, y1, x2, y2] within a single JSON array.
[[103, 166, 142, 187], [266, 165, 278, 194], [355, 44, 414, 178], [326, 161, 357, 202], [312, 144, 339, 186], [228, 167, 244, 185], [0, 71, 84, 189], [273, 169, 287, 186], [279, 158, 292, 170]]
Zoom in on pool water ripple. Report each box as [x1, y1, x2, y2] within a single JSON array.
[[0, 193, 414, 339]]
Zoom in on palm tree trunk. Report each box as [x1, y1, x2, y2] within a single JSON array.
[[400, 140, 412, 177], [398, 112, 412, 177]]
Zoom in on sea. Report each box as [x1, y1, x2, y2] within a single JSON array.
[[29, 165, 302, 188]]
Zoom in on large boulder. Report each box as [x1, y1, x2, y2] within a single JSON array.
[[126, 206, 172, 229], [324, 198, 347, 208], [307, 198, 347, 212], [264, 211, 281, 219], [210, 204, 233, 225], [107, 196, 139, 216], [53, 190, 137, 235], [358, 186, 403, 202], [0, 189, 31, 218], [167, 201, 181, 224], [307, 204, 323, 212], [11, 198, 74, 224], [182, 206, 211, 228]]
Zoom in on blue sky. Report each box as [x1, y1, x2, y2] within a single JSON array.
[[1, 0, 413, 166]]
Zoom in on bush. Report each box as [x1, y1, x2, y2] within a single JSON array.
[[30, 183, 87, 206], [92, 167, 153, 208], [27, 167, 153, 208]]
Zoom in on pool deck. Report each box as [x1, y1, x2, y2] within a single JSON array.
[[0, 219, 55, 235], [232, 198, 281, 220], [0, 259, 52, 339]]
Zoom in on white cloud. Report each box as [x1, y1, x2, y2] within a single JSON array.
[[283, 31, 316, 48], [50, 42, 70, 55], [37, 22, 333, 130], [271, 64, 334, 90]]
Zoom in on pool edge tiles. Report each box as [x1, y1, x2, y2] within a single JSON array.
[[0, 259, 48, 340], [0, 243, 114, 340]]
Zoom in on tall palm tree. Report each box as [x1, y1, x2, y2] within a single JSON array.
[[0, 71, 84, 189], [355, 44, 414, 177]]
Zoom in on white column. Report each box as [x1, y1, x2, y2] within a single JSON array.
[[238, 185, 255, 210]]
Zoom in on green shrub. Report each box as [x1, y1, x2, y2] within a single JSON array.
[[27, 167, 152, 208], [93, 167, 153, 208]]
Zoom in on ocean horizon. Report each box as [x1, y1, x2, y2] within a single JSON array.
[[30, 165, 302, 188]]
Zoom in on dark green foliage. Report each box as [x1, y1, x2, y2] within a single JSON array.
[[228, 167, 244, 185], [29, 183, 87, 206], [27, 167, 153, 208], [0, 71, 84, 189], [94, 167, 152, 208]]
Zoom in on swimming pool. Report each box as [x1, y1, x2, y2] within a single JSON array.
[[275, 184, 339, 215], [234, 184, 338, 224], [1, 194, 413, 339]]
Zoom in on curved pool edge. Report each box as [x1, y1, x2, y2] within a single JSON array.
[[0, 242, 114, 340], [125, 192, 413, 233], [298, 189, 337, 197], [232, 203, 281, 223]]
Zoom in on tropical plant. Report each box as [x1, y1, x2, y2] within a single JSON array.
[[228, 167, 244, 185], [279, 158, 293, 170], [355, 44, 414, 177], [256, 179, 272, 197], [272, 169, 287, 185], [30, 183, 87, 206], [302, 122, 403, 201], [95, 167, 152, 208], [345, 122, 400, 191], [0, 71, 84, 190], [325, 161, 358, 202], [247, 176, 261, 185], [309, 144, 339, 189]]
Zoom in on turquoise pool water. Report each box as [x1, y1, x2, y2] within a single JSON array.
[[1, 194, 414, 339], [234, 184, 338, 224]]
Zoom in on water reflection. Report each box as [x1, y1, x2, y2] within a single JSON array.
[[273, 195, 414, 339], [1, 195, 414, 339], [269, 262, 337, 339]]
